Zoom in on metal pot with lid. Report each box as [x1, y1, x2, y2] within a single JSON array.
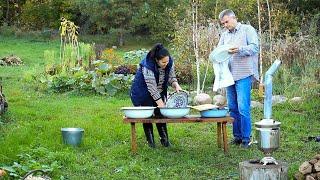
[[255, 119, 281, 153], [255, 119, 281, 165]]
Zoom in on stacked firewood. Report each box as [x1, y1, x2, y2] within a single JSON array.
[[0, 55, 23, 66], [295, 155, 320, 180]]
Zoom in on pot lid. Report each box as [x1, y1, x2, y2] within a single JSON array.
[[255, 119, 281, 128]]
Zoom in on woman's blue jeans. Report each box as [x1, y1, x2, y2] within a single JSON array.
[[226, 76, 252, 143]]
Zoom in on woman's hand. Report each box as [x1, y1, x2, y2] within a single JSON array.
[[156, 99, 166, 108], [172, 82, 182, 92]]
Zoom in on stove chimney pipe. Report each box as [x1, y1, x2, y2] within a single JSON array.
[[264, 60, 281, 119]]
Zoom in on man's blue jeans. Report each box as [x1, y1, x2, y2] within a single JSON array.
[[226, 76, 252, 143]]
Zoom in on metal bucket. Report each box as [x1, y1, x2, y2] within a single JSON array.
[[61, 128, 84, 146]]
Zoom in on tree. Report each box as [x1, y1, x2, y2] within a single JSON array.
[[107, 0, 137, 46], [0, 0, 25, 26], [131, 0, 188, 42], [19, 0, 72, 30], [73, 0, 142, 46]]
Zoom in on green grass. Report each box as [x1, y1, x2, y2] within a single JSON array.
[[0, 36, 319, 179]]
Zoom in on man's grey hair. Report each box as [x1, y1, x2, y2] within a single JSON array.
[[218, 9, 236, 20]]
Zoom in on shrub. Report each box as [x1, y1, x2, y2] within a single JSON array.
[[273, 57, 320, 98], [0, 23, 17, 36], [113, 64, 137, 75], [0, 146, 62, 179], [175, 61, 193, 85]]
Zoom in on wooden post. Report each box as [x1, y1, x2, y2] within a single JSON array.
[[239, 161, 288, 180], [222, 122, 228, 153], [130, 123, 137, 154], [217, 122, 222, 148]]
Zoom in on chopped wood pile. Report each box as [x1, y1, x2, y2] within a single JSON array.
[[0, 55, 23, 66], [295, 154, 320, 180]]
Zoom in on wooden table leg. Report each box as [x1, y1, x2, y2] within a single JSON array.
[[222, 122, 229, 153], [217, 122, 222, 148], [131, 122, 137, 153]]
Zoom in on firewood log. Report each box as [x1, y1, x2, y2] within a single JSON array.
[[310, 173, 317, 178], [294, 172, 305, 180], [314, 161, 320, 172], [309, 158, 318, 165], [306, 175, 315, 180], [300, 161, 313, 175]]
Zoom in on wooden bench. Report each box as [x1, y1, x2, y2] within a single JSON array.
[[123, 115, 234, 153]]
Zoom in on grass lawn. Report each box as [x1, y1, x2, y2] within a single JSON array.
[[0, 36, 319, 179]]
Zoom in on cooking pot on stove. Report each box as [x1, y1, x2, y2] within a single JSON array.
[[255, 119, 281, 154]]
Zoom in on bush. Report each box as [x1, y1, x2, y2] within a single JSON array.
[[0, 24, 17, 36], [175, 61, 193, 85], [273, 58, 320, 98], [113, 64, 137, 75]]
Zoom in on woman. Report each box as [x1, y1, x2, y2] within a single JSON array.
[[130, 43, 182, 148]]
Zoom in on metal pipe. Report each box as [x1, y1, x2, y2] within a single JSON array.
[[264, 60, 281, 119]]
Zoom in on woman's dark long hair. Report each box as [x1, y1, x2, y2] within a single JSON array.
[[146, 43, 170, 61]]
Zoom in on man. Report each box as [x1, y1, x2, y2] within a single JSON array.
[[217, 9, 259, 148]]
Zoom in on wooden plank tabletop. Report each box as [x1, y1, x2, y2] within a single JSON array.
[[123, 115, 234, 123]]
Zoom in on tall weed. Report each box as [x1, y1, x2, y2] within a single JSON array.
[[273, 57, 319, 98]]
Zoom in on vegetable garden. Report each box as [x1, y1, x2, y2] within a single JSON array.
[[0, 0, 319, 179]]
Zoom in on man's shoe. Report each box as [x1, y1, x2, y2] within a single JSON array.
[[230, 138, 242, 145], [241, 141, 251, 148]]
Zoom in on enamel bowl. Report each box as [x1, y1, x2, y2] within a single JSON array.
[[200, 107, 229, 118], [159, 107, 190, 118], [121, 107, 156, 118]]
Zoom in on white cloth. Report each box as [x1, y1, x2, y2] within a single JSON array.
[[209, 49, 234, 91], [212, 61, 234, 91]]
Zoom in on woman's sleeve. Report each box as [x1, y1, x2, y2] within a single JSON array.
[[168, 64, 178, 85], [142, 66, 162, 101]]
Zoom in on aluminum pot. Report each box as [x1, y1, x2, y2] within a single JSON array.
[[255, 127, 280, 154], [61, 128, 84, 146]]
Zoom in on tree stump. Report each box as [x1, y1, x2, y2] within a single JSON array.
[[239, 161, 288, 180]]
